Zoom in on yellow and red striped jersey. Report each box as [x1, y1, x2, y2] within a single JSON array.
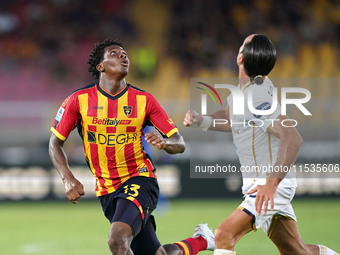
[[51, 83, 178, 196]]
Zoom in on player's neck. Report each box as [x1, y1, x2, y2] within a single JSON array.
[[99, 78, 126, 95], [238, 67, 250, 88]]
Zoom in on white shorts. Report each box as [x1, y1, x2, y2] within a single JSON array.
[[239, 186, 297, 237]]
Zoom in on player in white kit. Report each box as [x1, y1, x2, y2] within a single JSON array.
[[184, 34, 338, 255]]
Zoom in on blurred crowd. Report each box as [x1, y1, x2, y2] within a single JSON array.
[[1, 0, 339, 165], [1, 0, 340, 100], [167, 0, 340, 75], [0, 0, 136, 100]]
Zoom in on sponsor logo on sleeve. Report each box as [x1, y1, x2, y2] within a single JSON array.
[[253, 102, 271, 118], [55, 107, 65, 122], [61, 97, 70, 108]]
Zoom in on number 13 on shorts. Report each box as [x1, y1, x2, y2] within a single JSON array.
[[123, 184, 140, 197]]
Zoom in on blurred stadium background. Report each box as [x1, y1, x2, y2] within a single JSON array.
[[0, 0, 340, 254]]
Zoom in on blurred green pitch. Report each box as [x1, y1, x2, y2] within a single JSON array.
[[1, 199, 339, 255]]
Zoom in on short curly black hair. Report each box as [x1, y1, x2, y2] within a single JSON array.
[[87, 38, 124, 80]]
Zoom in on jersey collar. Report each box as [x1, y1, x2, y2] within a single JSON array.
[[97, 83, 129, 100]]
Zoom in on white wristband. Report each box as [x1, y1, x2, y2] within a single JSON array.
[[190, 110, 212, 131], [214, 249, 236, 255], [199, 115, 212, 131]]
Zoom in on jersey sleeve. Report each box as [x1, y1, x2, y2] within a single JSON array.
[[145, 94, 178, 138], [50, 94, 80, 141], [244, 84, 281, 131]]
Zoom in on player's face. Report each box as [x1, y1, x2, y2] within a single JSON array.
[[100, 45, 129, 78]]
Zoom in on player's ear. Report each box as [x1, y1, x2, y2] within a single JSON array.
[[237, 54, 244, 65], [96, 63, 104, 72]]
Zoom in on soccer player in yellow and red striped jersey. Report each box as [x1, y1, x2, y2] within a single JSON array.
[[49, 38, 215, 255]]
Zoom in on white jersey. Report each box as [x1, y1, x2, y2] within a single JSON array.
[[227, 77, 297, 194]]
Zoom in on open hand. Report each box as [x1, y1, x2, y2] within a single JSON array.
[[246, 182, 278, 215]]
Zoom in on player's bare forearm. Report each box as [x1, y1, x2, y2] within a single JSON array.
[[209, 107, 232, 132], [183, 106, 231, 132], [162, 132, 186, 154], [247, 115, 303, 214], [267, 115, 303, 184], [145, 131, 185, 154], [49, 133, 73, 181], [49, 133, 85, 203]]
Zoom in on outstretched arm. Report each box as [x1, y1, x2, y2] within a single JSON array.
[[183, 106, 231, 132], [144, 131, 185, 154], [49, 133, 85, 203], [247, 115, 303, 215]]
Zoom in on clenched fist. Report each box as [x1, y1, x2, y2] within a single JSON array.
[[183, 110, 203, 128], [145, 131, 166, 150]]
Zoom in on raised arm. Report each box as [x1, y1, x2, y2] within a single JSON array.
[[247, 115, 303, 215], [183, 106, 231, 132], [49, 133, 85, 203], [144, 131, 185, 154]]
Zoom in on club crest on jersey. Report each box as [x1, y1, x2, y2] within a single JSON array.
[[123, 106, 133, 117]]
